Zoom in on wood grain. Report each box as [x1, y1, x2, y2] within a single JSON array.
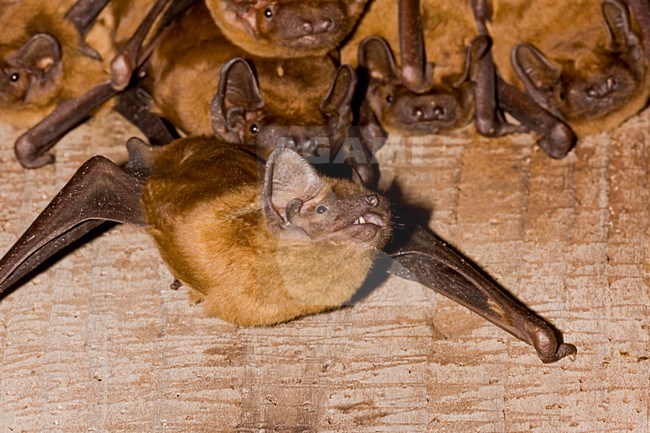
[[0, 105, 648, 432]]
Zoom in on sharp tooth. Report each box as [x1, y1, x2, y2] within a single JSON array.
[[359, 216, 366, 224]]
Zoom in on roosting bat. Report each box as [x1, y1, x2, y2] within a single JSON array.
[[0, 133, 576, 362], [340, 0, 576, 159], [0, 0, 109, 129], [487, 0, 650, 137], [9, 0, 197, 168], [148, 1, 354, 158], [203, 0, 369, 58]]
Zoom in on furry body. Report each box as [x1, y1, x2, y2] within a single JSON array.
[[488, 0, 650, 136], [0, 0, 107, 127], [148, 2, 339, 136], [142, 138, 391, 326]]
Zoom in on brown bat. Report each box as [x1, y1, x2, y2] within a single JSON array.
[[487, 0, 650, 137], [0, 132, 576, 362], [147, 1, 354, 156], [203, 0, 369, 58], [340, 0, 576, 159], [0, 0, 109, 129], [9, 0, 198, 168]]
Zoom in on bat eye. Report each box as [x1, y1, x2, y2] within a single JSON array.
[[315, 205, 328, 214], [9, 72, 19, 82], [264, 8, 273, 19], [250, 123, 260, 134], [385, 94, 393, 104]]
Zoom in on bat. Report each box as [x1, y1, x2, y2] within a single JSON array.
[[0, 0, 110, 130], [9, 0, 197, 168], [203, 0, 369, 58], [487, 0, 650, 137], [340, 0, 576, 159], [147, 1, 354, 156], [0, 133, 576, 362]]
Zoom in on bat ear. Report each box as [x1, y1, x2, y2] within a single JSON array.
[[9, 33, 62, 103], [511, 43, 561, 93], [15, 33, 62, 72], [358, 36, 400, 82], [320, 65, 357, 129], [210, 58, 265, 144], [261, 147, 326, 235], [602, 0, 642, 60]]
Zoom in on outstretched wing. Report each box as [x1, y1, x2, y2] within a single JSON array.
[[387, 225, 577, 363]]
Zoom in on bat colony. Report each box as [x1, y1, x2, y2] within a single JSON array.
[[2, 0, 648, 365]]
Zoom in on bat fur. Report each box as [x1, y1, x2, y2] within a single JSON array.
[[148, 2, 341, 137], [488, 0, 650, 136], [143, 139, 391, 326], [0, 0, 108, 128], [204, 0, 369, 58]]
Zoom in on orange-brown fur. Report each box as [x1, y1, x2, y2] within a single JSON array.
[[488, 0, 650, 136], [341, 0, 477, 84], [148, 2, 339, 136], [142, 138, 390, 326], [204, 0, 369, 58], [0, 0, 108, 128], [339, 0, 479, 135]]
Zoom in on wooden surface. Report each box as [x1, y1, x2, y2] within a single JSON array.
[[0, 108, 648, 432]]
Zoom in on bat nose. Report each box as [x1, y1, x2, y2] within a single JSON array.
[[299, 18, 335, 35], [412, 104, 446, 121]]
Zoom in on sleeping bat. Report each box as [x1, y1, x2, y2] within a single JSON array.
[[487, 0, 650, 137], [9, 0, 197, 168], [340, 0, 576, 159], [203, 0, 369, 58], [147, 0, 354, 160]]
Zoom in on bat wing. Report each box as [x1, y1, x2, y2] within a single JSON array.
[[387, 225, 577, 363], [0, 138, 150, 295]]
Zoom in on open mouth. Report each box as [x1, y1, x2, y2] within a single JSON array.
[[352, 212, 385, 227]]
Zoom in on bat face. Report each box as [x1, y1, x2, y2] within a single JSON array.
[[511, 0, 648, 131], [367, 79, 474, 134], [206, 0, 369, 57], [211, 58, 356, 158], [275, 178, 391, 246], [513, 43, 645, 124], [359, 37, 474, 135], [0, 34, 62, 107]]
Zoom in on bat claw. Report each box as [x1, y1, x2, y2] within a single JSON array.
[[14, 135, 55, 169], [528, 321, 577, 363], [537, 122, 575, 159]]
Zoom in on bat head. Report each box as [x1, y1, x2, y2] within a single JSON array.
[[0, 33, 62, 106], [206, 0, 368, 57], [357, 37, 474, 135], [261, 147, 391, 248], [211, 58, 356, 159], [512, 0, 646, 127]]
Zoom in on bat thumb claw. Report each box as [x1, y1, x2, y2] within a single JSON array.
[[14, 135, 55, 169], [111, 54, 134, 91]]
